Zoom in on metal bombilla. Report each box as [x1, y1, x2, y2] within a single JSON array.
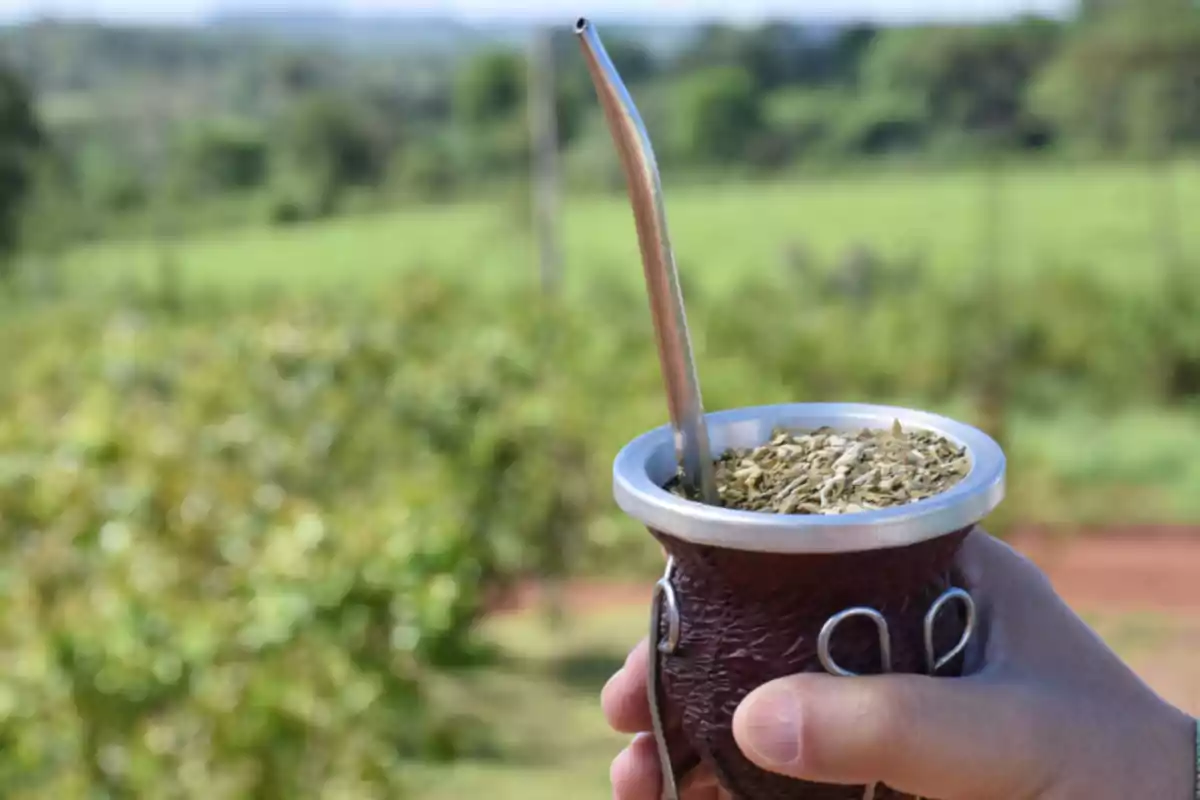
[[574, 17, 718, 506]]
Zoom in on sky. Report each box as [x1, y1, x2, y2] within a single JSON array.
[[0, 0, 1076, 24]]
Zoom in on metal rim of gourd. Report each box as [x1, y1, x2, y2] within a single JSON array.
[[612, 402, 1006, 554]]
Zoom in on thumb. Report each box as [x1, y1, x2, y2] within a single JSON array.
[[731, 674, 1054, 800]]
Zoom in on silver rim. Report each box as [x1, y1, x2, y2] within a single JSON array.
[[612, 403, 1006, 554]]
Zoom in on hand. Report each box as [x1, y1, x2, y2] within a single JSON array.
[[602, 530, 1196, 800]]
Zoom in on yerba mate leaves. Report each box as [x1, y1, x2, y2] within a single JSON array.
[[672, 422, 970, 515]]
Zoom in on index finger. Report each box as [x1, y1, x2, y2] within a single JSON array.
[[602, 637, 653, 734]]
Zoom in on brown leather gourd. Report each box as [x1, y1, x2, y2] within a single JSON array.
[[650, 527, 973, 800], [611, 404, 1005, 799]]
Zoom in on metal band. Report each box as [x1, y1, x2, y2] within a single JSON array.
[[613, 402, 1006, 554], [648, 559, 681, 800]]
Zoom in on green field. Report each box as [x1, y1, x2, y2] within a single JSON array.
[[60, 160, 1200, 298], [404, 609, 636, 800]]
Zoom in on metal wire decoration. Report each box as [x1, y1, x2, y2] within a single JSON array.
[[817, 588, 977, 800], [648, 558, 682, 800]]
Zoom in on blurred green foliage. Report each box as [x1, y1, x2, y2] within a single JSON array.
[[678, 66, 766, 164], [0, 62, 45, 262], [8, 1, 1200, 244], [1, 239, 1200, 794], [178, 121, 270, 196], [275, 94, 392, 218], [454, 50, 525, 128], [0, 279, 606, 798], [1033, 1, 1200, 155]]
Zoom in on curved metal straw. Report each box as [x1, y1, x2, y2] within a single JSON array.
[[818, 587, 978, 800], [575, 17, 717, 505]]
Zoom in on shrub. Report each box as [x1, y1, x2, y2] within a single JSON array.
[[0, 280, 599, 799]]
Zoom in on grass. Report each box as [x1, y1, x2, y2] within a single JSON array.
[[407, 602, 1197, 800], [404, 609, 639, 800], [58, 159, 1200, 299], [1009, 407, 1200, 523]]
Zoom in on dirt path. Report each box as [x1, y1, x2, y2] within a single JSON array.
[[1006, 527, 1200, 614], [499, 527, 1200, 616], [1009, 528, 1200, 715]]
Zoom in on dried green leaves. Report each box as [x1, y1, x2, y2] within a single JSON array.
[[673, 422, 970, 515]]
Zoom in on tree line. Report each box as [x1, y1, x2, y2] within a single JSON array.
[[1, 0, 1199, 257]]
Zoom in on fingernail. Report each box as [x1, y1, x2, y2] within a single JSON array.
[[739, 686, 800, 766]]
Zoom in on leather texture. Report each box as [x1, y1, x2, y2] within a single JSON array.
[[650, 527, 972, 800]]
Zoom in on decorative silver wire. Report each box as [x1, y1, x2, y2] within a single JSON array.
[[817, 608, 891, 800], [924, 587, 976, 675], [648, 558, 681, 800], [817, 607, 894, 677], [817, 586, 978, 800]]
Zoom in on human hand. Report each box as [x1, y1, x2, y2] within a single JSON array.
[[602, 530, 1196, 800]]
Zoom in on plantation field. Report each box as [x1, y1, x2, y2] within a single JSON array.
[[46, 160, 1200, 523], [58, 160, 1200, 298], [5, 160, 1200, 797]]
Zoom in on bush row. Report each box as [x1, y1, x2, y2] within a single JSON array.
[[1, 260, 1197, 796]]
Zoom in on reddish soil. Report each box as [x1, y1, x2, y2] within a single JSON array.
[[496, 526, 1200, 617], [1005, 526, 1200, 614]]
